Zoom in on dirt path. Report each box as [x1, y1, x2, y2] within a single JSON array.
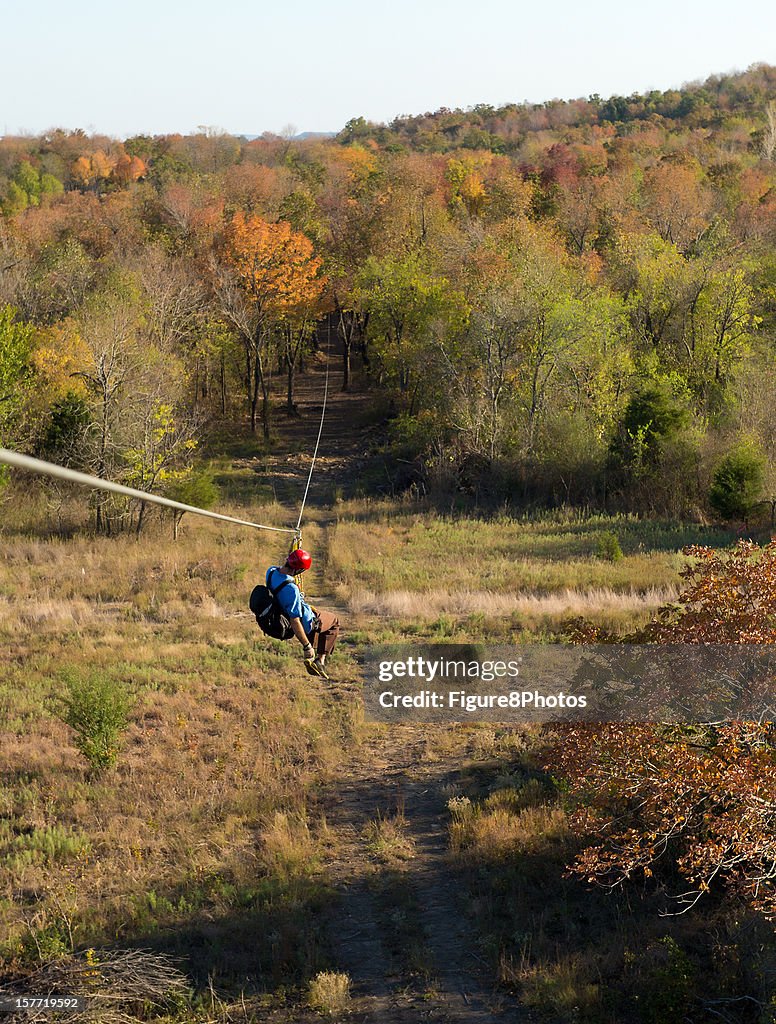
[[260, 342, 380, 517], [319, 728, 523, 1022], [269, 347, 525, 1022]]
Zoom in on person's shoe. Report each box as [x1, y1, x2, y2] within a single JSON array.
[[304, 656, 330, 680]]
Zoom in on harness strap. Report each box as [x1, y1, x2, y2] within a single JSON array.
[[266, 568, 293, 598]]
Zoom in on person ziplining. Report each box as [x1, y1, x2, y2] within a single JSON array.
[[249, 343, 339, 679], [262, 548, 340, 679]]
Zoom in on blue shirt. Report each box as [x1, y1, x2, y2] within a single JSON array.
[[266, 567, 316, 635]]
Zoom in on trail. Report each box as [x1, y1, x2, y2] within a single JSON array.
[[259, 341, 380, 518], [319, 729, 523, 1022], [267, 344, 525, 1022]]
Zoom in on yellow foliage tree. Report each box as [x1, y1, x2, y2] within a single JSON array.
[[31, 322, 91, 400]]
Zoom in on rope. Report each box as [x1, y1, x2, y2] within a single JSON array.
[[295, 319, 331, 534], [0, 448, 296, 535]]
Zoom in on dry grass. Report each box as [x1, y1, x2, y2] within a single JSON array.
[[307, 970, 351, 1015], [506, 954, 601, 1018], [327, 508, 731, 634], [260, 812, 321, 878], [0, 501, 354, 990], [448, 796, 570, 861], [0, 479, 748, 1018], [0, 515, 325, 628], [362, 813, 416, 865], [346, 584, 678, 619]]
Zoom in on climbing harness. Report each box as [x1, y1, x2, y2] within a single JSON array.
[[289, 533, 305, 596]]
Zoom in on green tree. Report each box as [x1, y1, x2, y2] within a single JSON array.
[[688, 265, 759, 396], [609, 379, 699, 514], [614, 233, 692, 358], [1, 161, 63, 216], [165, 469, 220, 539], [2, 181, 29, 217], [357, 252, 468, 413], [40, 392, 91, 463], [615, 383, 690, 464], [465, 220, 626, 458], [709, 442, 765, 521]]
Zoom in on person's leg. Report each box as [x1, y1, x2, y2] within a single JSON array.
[[314, 610, 340, 659]]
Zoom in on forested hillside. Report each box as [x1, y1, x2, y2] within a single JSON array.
[[1, 63, 776, 523]]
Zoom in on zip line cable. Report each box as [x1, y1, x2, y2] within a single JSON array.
[[295, 320, 331, 535], [0, 448, 295, 536]]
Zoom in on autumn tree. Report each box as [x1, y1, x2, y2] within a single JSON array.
[[316, 145, 389, 389], [760, 100, 776, 161], [139, 246, 206, 351], [71, 278, 142, 532], [545, 541, 776, 920], [28, 237, 95, 323], [640, 161, 715, 254], [214, 212, 325, 435], [27, 319, 91, 459], [123, 397, 200, 534], [61, 269, 197, 532], [70, 150, 114, 191], [111, 152, 147, 186]]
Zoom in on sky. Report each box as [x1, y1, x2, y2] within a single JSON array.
[[2, 0, 776, 138]]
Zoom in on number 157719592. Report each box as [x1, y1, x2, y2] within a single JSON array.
[[0, 997, 85, 1012]]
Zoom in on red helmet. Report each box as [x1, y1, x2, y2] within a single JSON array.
[[286, 548, 312, 573]]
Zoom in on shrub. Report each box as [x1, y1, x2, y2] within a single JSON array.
[[60, 671, 133, 774], [595, 531, 623, 561], [635, 936, 695, 1024], [40, 392, 90, 462], [1, 822, 90, 871], [165, 470, 220, 539], [709, 442, 765, 521]]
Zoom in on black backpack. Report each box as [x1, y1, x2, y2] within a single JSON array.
[[249, 574, 294, 640]]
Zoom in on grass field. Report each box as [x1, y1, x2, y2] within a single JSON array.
[[328, 504, 736, 635], [1, 457, 769, 1023], [0, 489, 359, 1004]]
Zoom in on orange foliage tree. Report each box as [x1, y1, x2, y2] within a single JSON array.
[[214, 212, 325, 434], [545, 541, 776, 919], [112, 153, 147, 186], [70, 151, 115, 190]]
